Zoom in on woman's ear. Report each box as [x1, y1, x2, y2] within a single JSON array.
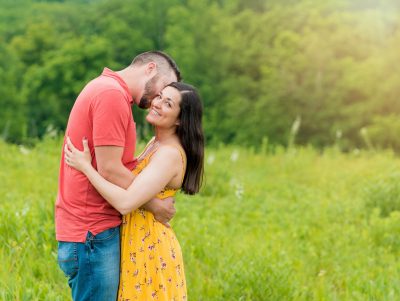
[[175, 120, 180, 126]]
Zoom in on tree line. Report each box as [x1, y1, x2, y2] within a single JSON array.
[[1, 0, 400, 151]]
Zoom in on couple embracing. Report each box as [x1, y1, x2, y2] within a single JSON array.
[[55, 51, 204, 300]]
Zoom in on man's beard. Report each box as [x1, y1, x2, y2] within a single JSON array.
[[138, 74, 160, 109], [138, 96, 151, 109]]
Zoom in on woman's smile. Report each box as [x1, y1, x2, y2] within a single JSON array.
[[150, 109, 161, 116]]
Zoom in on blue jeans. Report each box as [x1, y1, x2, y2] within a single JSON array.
[[57, 226, 120, 301]]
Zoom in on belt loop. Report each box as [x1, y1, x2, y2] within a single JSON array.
[[86, 232, 94, 250], [89, 236, 94, 250]]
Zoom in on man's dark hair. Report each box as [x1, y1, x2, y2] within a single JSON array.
[[131, 51, 181, 81]]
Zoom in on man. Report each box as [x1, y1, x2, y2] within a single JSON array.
[[55, 51, 181, 301]]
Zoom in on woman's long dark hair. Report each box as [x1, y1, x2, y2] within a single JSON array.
[[168, 82, 204, 194]]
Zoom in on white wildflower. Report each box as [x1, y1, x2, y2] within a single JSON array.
[[230, 150, 239, 162], [21, 205, 30, 216], [207, 154, 215, 165], [19, 145, 30, 155], [230, 179, 244, 200], [235, 183, 244, 200], [15, 205, 30, 218], [336, 129, 342, 139]]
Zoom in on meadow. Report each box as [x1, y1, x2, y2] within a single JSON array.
[[1, 137, 400, 300]]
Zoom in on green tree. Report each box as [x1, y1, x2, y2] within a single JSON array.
[[22, 36, 114, 137], [0, 44, 26, 142]]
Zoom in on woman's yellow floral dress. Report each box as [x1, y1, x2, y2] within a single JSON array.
[[118, 145, 187, 301]]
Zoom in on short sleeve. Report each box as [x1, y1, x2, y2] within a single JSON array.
[[92, 89, 130, 147]]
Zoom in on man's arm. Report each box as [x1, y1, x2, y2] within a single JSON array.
[[95, 145, 134, 189]]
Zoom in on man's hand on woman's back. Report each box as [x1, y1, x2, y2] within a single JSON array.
[[142, 197, 176, 227]]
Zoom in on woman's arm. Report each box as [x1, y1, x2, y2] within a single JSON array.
[[65, 137, 181, 215]]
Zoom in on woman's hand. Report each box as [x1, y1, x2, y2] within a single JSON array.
[[64, 137, 92, 173]]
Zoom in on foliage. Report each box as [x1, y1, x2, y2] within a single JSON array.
[[1, 139, 400, 300], [367, 115, 400, 152], [1, 0, 400, 150], [0, 44, 26, 142], [22, 36, 114, 137], [364, 171, 400, 217]]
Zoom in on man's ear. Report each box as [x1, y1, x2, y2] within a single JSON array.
[[146, 62, 157, 75]]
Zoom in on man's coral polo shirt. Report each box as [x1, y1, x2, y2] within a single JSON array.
[[55, 68, 137, 242]]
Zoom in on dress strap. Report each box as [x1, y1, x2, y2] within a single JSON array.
[[136, 137, 158, 161]]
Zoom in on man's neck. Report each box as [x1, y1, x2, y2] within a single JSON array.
[[116, 67, 140, 100]]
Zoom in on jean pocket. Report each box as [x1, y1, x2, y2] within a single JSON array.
[[92, 226, 120, 242], [57, 241, 78, 278]]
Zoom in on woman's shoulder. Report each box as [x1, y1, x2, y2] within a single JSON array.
[[156, 143, 186, 161], [150, 142, 185, 169]]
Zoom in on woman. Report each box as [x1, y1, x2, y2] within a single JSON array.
[[64, 82, 204, 300]]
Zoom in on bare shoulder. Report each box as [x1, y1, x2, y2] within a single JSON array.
[[152, 144, 183, 163]]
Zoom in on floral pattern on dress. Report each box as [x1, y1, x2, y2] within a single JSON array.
[[118, 148, 187, 301]]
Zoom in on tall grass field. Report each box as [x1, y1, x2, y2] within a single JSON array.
[[1, 137, 400, 300]]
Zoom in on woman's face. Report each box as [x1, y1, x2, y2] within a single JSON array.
[[146, 86, 181, 128]]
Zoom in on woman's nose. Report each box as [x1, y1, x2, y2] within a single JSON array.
[[153, 97, 162, 108]]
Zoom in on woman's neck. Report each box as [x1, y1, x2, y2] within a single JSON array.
[[154, 127, 177, 143]]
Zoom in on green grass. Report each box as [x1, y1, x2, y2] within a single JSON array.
[[1, 138, 400, 300]]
